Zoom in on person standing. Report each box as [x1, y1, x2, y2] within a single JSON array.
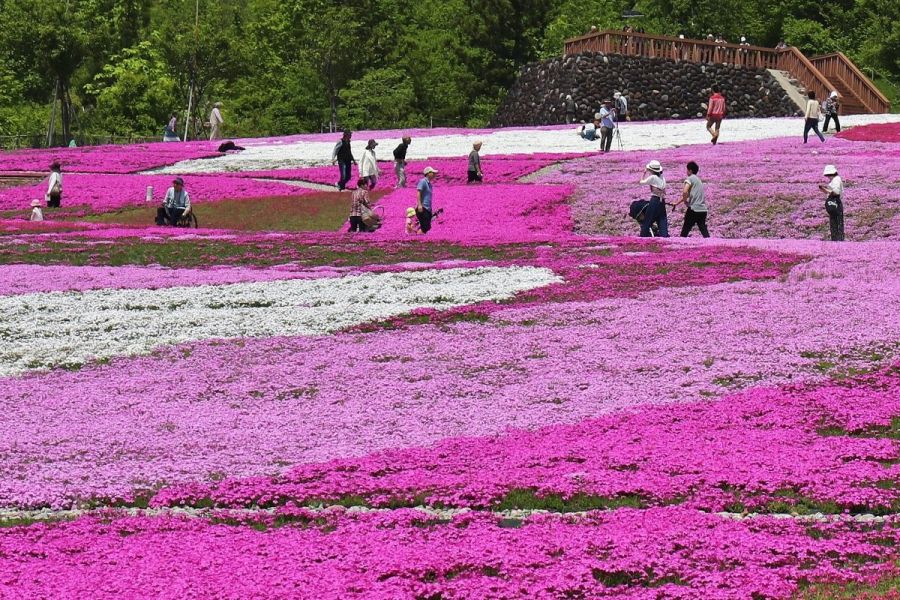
[[639, 160, 668, 237], [564, 94, 578, 124], [675, 161, 709, 237], [393, 136, 411, 188], [819, 164, 844, 241], [416, 166, 438, 234], [163, 113, 180, 142], [614, 91, 628, 122], [707, 85, 726, 144], [45, 162, 62, 207], [823, 91, 841, 133], [467, 142, 483, 183], [598, 99, 616, 153], [208, 102, 224, 140], [359, 139, 380, 189], [163, 177, 191, 226], [331, 130, 355, 191], [803, 91, 825, 143]]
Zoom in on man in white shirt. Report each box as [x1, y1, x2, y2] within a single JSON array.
[[819, 164, 844, 241], [209, 102, 224, 140]]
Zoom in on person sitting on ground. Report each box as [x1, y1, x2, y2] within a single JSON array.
[[579, 119, 599, 141], [359, 139, 380, 189], [673, 161, 709, 238], [348, 178, 372, 232], [29, 199, 43, 222], [819, 164, 844, 241], [45, 162, 62, 208], [639, 160, 668, 237], [467, 141, 483, 183], [162, 177, 191, 226], [405, 207, 420, 235], [416, 166, 438, 234], [217, 140, 246, 153]]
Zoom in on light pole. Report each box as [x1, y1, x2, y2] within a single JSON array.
[[183, 0, 200, 141]]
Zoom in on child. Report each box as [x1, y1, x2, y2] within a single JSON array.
[[406, 207, 420, 234], [29, 199, 43, 222]]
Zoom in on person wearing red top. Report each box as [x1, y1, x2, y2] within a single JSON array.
[[707, 85, 726, 145]]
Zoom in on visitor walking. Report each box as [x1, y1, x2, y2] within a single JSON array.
[[331, 130, 355, 191], [819, 164, 844, 241], [467, 142, 483, 183], [803, 91, 825, 143], [416, 166, 438, 234], [823, 91, 841, 133], [45, 162, 62, 208], [209, 102, 224, 141], [393, 136, 411, 188], [707, 86, 726, 144], [163, 113, 180, 142], [639, 160, 668, 237], [598, 99, 616, 153], [564, 94, 578, 123], [359, 139, 380, 189], [675, 161, 709, 237], [348, 178, 372, 232], [29, 199, 43, 222]]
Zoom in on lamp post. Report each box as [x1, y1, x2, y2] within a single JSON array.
[[183, 0, 200, 141]]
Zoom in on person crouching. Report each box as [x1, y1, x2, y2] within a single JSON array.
[[349, 178, 372, 232], [162, 177, 191, 226]]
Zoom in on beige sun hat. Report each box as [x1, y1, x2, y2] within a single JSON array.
[[646, 160, 663, 173]]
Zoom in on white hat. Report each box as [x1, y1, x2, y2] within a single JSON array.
[[830, 90, 838, 98], [423, 166, 438, 175], [823, 165, 838, 176], [613, 91, 621, 98], [740, 36, 746, 42], [646, 160, 662, 173]]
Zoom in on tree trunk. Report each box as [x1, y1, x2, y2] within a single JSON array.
[[59, 80, 73, 145]]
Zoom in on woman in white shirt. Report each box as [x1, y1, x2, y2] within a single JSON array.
[[358, 139, 380, 189], [29, 199, 43, 221], [819, 164, 844, 241], [45, 162, 62, 207], [639, 160, 669, 237], [803, 90, 825, 143]]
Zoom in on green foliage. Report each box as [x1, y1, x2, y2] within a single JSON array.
[[339, 67, 421, 129], [782, 17, 840, 56]]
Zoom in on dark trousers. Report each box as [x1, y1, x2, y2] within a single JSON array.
[[828, 198, 845, 241], [803, 118, 825, 143], [600, 126, 613, 152], [823, 113, 841, 133], [467, 170, 482, 183], [348, 216, 367, 232], [47, 192, 61, 208], [416, 208, 433, 234], [640, 197, 668, 237], [680, 208, 710, 237], [337, 160, 353, 190], [166, 207, 184, 226]]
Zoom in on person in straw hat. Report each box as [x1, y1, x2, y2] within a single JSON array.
[[639, 160, 669, 237]]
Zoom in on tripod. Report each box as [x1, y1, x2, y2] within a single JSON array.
[[615, 125, 624, 150]]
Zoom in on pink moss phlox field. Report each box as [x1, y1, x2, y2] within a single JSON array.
[[0, 508, 896, 599], [536, 136, 900, 240], [240, 154, 578, 187], [153, 366, 900, 512], [4, 243, 899, 510], [836, 122, 900, 143], [0, 173, 314, 213], [0, 140, 223, 174]]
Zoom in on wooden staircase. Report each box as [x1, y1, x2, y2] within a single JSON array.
[[563, 31, 890, 114]]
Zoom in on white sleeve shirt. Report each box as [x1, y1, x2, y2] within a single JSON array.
[[827, 176, 843, 196]]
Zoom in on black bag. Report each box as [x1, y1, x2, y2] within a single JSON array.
[[629, 199, 649, 220], [825, 195, 841, 216]]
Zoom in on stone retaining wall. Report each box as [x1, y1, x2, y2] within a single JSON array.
[[492, 53, 798, 126]]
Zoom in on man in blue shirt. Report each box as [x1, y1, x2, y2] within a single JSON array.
[[416, 166, 438, 234], [598, 99, 616, 153]]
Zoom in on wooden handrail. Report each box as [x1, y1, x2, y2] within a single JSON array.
[[562, 30, 886, 114], [810, 52, 890, 113]]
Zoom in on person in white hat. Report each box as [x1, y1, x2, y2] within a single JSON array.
[[819, 165, 844, 241], [823, 91, 841, 134], [639, 160, 668, 237], [416, 166, 439, 234], [209, 102, 224, 141], [29, 199, 43, 222]]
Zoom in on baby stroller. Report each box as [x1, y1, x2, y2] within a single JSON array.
[[628, 199, 659, 237]]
